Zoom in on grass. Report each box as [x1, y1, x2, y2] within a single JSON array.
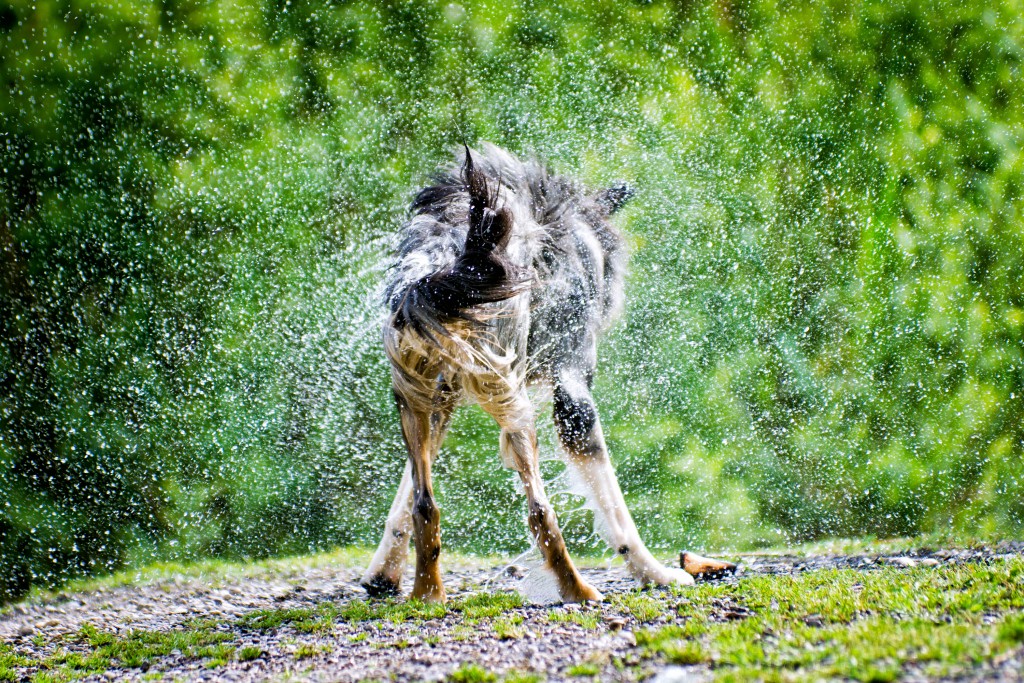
[[236, 645, 264, 661], [565, 662, 601, 677], [1, 532, 999, 617], [493, 614, 526, 640], [449, 663, 497, 682], [239, 603, 339, 633], [237, 591, 526, 632], [634, 557, 1024, 681], [293, 643, 332, 660], [546, 608, 600, 630], [10, 621, 240, 681]]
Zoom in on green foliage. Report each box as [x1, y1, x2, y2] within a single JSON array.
[[1, 0, 1023, 600]]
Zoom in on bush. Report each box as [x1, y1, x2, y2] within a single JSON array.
[[1, 0, 1022, 600]]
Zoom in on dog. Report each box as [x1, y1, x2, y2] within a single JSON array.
[[361, 144, 697, 603]]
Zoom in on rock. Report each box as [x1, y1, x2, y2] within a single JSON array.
[[920, 558, 940, 567], [617, 630, 637, 647], [18, 624, 33, 637], [505, 565, 527, 579], [604, 616, 627, 631], [887, 557, 918, 568]]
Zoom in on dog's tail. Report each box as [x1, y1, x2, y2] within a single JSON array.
[[392, 147, 528, 339]]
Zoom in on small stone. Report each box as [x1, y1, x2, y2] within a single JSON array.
[[604, 617, 627, 632], [650, 665, 709, 683], [18, 624, 33, 637], [888, 557, 918, 568], [920, 558, 940, 567], [505, 565, 526, 579], [617, 630, 637, 647]]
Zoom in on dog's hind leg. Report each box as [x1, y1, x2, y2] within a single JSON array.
[[361, 391, 456, 598], [476, 385, 602, 603], [362, 384, 453, 603], [553, 372, 695, 587], [402, 391, 449, 603]]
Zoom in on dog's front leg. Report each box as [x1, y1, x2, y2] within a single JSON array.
[[554, 374, 695, 587]]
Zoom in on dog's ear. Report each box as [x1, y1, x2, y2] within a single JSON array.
[[595, 182, 634, 214]]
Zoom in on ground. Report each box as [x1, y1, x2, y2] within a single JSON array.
[[1, 539, 1022, 683]]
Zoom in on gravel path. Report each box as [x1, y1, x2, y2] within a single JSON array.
[[2, 542, 1022, 682]]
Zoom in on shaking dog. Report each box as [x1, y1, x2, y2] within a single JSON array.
[[361, 144, 695, 602]]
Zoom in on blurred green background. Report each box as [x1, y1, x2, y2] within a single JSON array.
[[2, 0, 1023, 602]]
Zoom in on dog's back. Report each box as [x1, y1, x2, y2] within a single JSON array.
[[383, 144, 631, 391]]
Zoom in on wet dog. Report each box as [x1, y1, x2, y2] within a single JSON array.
[[361, 144, 696, 602]]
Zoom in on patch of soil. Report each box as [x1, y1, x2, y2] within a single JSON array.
[[2, 541, 1022, 682]]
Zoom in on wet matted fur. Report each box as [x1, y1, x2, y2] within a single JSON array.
[[361, 144, 695, 603]]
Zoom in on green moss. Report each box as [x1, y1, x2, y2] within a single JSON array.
[[546, 609, 600, 630], [565, 662, 600, 677], [293, 643, 332, 660], [493, 614, 525, 640], [236, 645, 264, 661], [448, 663, 497, 682], [612, 592, 667, 623]]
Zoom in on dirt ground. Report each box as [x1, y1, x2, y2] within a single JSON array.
[[2, 541, 1022, 682]]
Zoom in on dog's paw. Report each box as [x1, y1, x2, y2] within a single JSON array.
[[640, 564, 696, 587], [560, 579, 604, 603], [360, 572, 402, 598], [680, 551, 738, 580], [411, 579, 447, 604]]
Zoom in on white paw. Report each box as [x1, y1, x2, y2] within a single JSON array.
[[642, 565, 695, 587]]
